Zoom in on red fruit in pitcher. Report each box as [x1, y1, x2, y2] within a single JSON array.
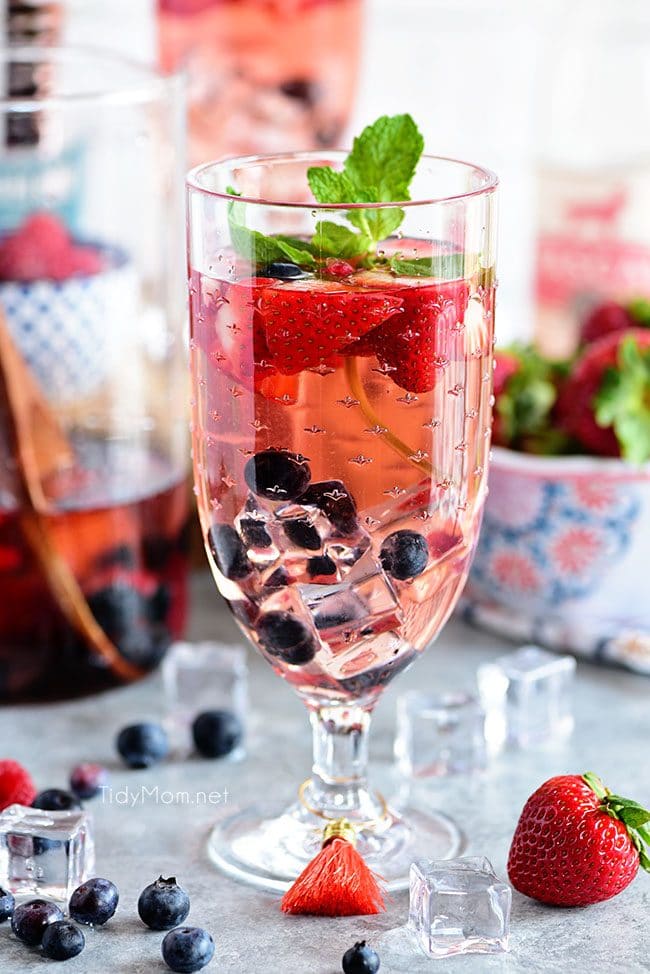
[[508, 772, 649, 907], [556, 327, 650, 456], [257, 279, 402, 375], [580, 300, 635, 345]]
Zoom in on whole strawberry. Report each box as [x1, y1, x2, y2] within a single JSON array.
[[555, 328, 650, 461], [508, 772, 650, 907]]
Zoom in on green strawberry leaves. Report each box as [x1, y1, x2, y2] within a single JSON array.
[[495, 344, 570, 454], [594, 337, 650, 465], [583, 772, 650, 873]]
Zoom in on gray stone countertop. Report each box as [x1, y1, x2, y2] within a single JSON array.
[[1, 573, 649, 974]]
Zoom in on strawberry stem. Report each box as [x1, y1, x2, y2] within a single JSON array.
[[343, 357, 435, 477], [583, 772, 650, 874]]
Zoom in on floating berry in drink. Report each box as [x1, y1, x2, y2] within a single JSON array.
[[283, 517, 321, 551], [257, 611, 317, 665], [380, 530, 429, 580], [208, 525, 252, 581], [244, 450, 311, 501]]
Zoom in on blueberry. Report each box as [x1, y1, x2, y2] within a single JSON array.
[[162, 926, 215, 973], [244, 450, 311, 502], [279, 78, 319, 106], [283, 517, 321, 551], [379, 529, 429, 580], [342, 940, 381, 974], [142, 534, 174, 570], [257, 611, 316, 665], [307, 554, 337, 578], [0, 886, 14, 923], [147, 583, 172, 624], [263, 566, 290, 590], [116, 722, 169, 769], [11, 899, 63, 946], [69, 877, 119, 926], [299, 480, 358, 534], [41, 920, 85, 961], [138, 876, 190, 931], [69, 763, 109, 801], [239, 518, 272, 549], [208, 524, 252, 581], [88, 583, 145, 640], [192, 710, 243, 759], [258, 260, 307, 280], [32, 788, 81, 811]]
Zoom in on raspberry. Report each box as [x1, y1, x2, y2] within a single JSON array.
[[0, 760, 36, 811]]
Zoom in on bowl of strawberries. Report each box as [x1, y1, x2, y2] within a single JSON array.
[[464, 299, 650, 674]]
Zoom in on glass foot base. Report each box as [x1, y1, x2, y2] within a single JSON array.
[[207, 796, 465, 893]]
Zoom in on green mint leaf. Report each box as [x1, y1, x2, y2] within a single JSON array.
[[594, 337, 650, 465], [349, 206, 404, 246], [343, 114, 424, 202], [390, 254, 467, 279], [313, 221, 370, 259], [307, 167, 356, 205], [307, 114, 425, 255], [226, 188, 315, 268]]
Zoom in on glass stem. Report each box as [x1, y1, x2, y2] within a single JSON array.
[[305, 705, 384, 823]]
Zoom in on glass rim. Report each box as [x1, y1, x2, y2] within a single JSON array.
[[0, 45, 183, 111], [186, 150, 499, 210]]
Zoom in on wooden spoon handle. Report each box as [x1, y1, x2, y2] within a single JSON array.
[[0, 311, 145, 682]]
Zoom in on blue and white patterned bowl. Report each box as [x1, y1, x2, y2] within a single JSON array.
[[463, 447, 650, 675], [0, 245, 138, 403]]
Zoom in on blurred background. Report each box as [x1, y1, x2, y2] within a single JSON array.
[[2, 0, 650, 702]]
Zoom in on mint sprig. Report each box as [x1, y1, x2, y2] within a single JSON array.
[[226, 187, 315, 268], [308, 113, 424, 255], [583, 772, 650, 873], [594, 337, 650, 465], [225, 115, 445, 273]]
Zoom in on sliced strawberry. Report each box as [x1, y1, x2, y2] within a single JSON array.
[[344, 278, 469, 393], [257, 279, 402, 375], [556, 327, 650, 457]]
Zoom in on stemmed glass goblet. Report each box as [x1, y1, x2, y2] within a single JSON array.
[[187, 151, 497, 890]]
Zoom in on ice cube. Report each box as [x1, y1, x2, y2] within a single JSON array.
[[299, 552, 403, 653], [0, 805, 94, 902], [162, 641, 248, 755], [409, 857, 511, 957], [395, 691, 487, 778], [477, 645, 576, 750]]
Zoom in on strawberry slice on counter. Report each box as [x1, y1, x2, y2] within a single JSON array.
[[344, 274, 470, 393], [256, 278, 402, 375], [508, 772, 650, 907], [555, 327, 650, 460]]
